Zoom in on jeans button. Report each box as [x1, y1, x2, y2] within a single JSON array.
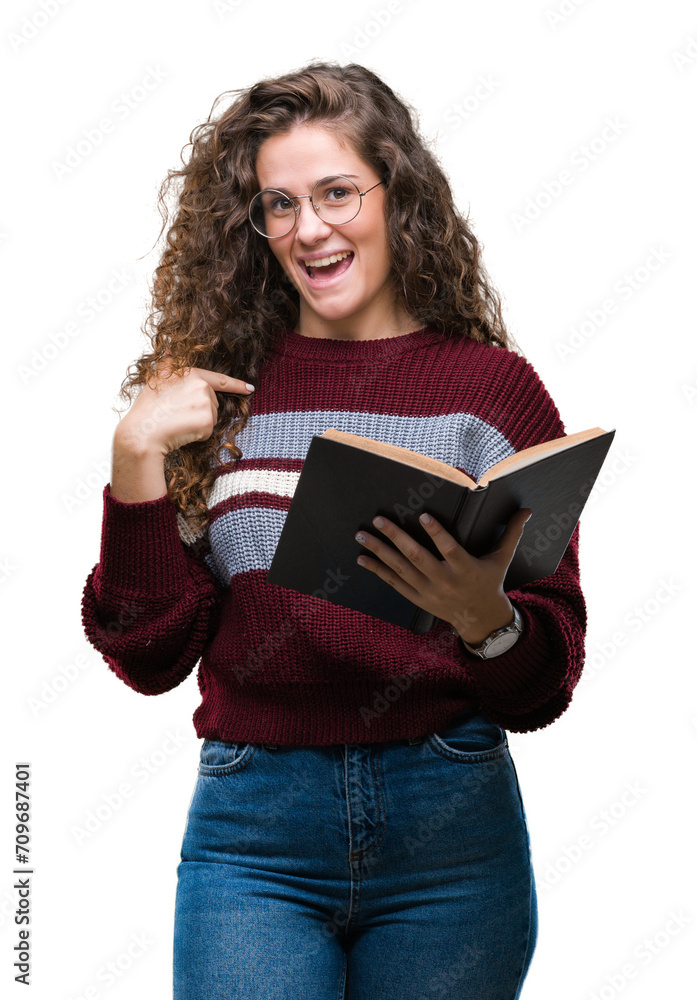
[[264, 744, 278, 750]]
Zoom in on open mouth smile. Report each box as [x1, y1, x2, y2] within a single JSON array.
[[300, 250, 354, 285]]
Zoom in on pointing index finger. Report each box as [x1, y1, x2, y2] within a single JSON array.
[[195, 368, 255, 393]]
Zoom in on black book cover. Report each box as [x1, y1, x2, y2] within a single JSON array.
[[266, 428, 616, 633]]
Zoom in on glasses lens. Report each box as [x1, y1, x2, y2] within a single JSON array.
[[313, 176, 361, 225], [249, 190, 296, 238]]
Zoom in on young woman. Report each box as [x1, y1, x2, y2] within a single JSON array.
[[81, 61, 587, 1000]]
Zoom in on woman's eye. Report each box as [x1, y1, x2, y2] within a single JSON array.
[[326, 187, 349, 202], [270, 196, 293, 213]]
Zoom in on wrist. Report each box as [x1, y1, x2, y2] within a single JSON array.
[[451, 597, 514, 645], [113, 421, 166, 461], [111, 426, 168, 503]]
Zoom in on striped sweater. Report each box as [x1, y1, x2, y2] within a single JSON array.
[[80, 325, 587, 744]]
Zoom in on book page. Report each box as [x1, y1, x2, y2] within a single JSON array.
[[478, 427, 608, 486]]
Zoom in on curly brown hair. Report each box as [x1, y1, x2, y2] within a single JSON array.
[[116, 60, 518, 533]]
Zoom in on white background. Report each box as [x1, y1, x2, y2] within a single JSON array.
[[2, 1, 696, 997]]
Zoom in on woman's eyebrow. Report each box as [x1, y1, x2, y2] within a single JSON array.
[[267, 173, 361, 192]]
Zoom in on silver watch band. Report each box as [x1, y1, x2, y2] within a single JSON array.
[[452, 602, 524, 659]]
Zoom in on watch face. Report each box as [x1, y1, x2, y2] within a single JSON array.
[[484, 632, 519, 657]]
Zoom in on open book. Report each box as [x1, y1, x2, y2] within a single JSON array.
[[266, 426, 616, 633]]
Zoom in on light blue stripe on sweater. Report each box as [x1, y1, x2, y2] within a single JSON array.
[[217, 409, 514, 482], [202, 408, 517, 585], [206, 507, 288, 584]]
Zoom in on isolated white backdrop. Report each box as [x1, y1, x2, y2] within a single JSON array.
[[2, 0, 696, 997]]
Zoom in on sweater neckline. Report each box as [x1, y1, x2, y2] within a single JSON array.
[[273, 324, 446, 362]]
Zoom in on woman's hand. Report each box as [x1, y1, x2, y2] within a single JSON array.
[[110, 359, 254, 503], [354, 507, 532, 645], [115, 359, 255, 458]]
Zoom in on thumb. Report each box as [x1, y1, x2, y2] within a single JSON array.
[[490, 507, 533, 564]]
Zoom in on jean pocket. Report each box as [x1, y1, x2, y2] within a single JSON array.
[[426, 710, 508, 762], [198, 738, 256, 776]]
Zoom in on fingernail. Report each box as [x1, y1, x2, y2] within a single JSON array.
[[246, 383, 255, 391]]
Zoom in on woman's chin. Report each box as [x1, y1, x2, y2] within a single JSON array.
[[298, 297, 361, 325]]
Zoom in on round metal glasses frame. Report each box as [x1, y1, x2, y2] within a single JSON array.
[[248, 176, 386, 239]]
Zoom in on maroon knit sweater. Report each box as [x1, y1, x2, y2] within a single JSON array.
[[81, 326, 587, 744]]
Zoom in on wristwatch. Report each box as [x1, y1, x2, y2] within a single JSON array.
[[452, 603, 524, 659]]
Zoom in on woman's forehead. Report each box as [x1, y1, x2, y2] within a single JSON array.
[[255, 124, 367, 187]]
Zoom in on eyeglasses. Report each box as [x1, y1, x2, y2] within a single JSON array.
[[248, 174, 385, 239]]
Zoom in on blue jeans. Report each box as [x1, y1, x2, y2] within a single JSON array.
[[173, 710, 538, 999]]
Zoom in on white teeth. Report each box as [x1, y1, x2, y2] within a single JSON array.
[[305, 251, 352, 269]]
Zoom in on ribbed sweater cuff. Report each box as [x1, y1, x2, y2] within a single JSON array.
[[96, 484, 193, 597], [456, 599, 557, 704]]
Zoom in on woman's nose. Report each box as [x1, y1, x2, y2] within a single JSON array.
[[293, 198, 334, 244]]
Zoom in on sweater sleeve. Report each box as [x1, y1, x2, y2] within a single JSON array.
[[80, 484, 226, 696], [455, 353, 588, 733]]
